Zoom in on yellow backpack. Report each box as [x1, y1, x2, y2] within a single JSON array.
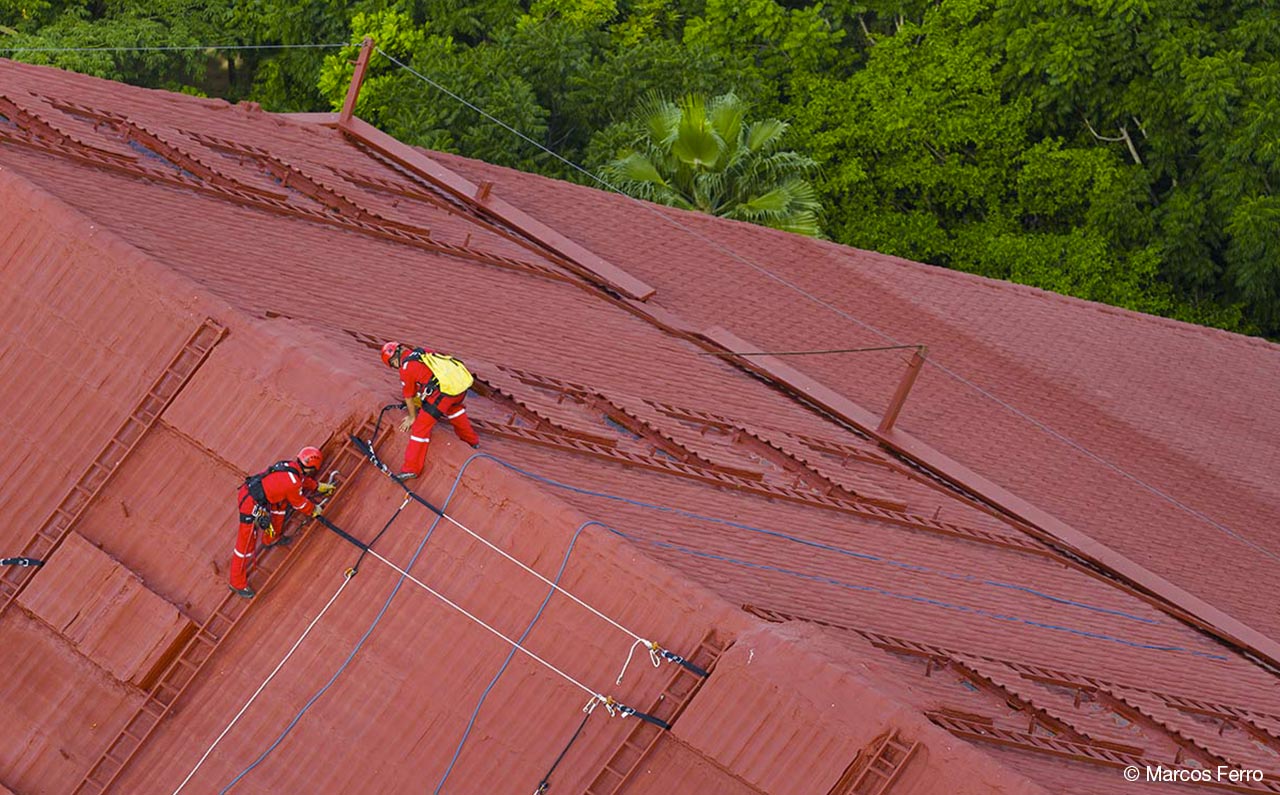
[[412, 349, 474, 396]]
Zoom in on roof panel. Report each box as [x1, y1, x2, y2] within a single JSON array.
[[17, 531, 193, 686], [425, 148, 1280, 643]]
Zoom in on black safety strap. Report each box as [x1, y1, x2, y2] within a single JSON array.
[[615, 702, 671, 730], [313, 515, 370, 552], [245, 460, 300, 508], [1, 557, 44, 567], [349, 434, 446, 516], [420, 392, 447, 420], [351, 497, 411, 574], [659, 648, 709, 678]]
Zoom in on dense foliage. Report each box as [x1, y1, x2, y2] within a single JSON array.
[[3, 0, 1276, 335]]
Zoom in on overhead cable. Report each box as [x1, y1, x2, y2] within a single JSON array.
[[1, 42, 347, 53]]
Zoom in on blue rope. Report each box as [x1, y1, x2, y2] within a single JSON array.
[[219, 463, 472, 792], [223, 443, 1227, 792], [603, 531, 1229, 661], [458, 454, 1160, 626], [432, 516, 601, 793]]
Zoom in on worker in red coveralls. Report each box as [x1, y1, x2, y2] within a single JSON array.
[[380, 341, 479, 481], [229, 446, 331, 598]]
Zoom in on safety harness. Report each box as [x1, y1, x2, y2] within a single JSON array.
[[241, 460, 302, 528]]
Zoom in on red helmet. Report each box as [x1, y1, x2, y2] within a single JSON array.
[[380, 341, 401, 368], [297, 446, 323, 472]]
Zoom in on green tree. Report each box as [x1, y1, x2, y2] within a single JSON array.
[[601, 91, 823, 235], [0, 0, 224, 91], [993, 0, 1278, 330], [787, 0, 1187, 314]]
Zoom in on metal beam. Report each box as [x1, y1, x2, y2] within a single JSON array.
[[339, 37, 374, 127], [336, 114, 657, 301], [878, 345, 927, 434]]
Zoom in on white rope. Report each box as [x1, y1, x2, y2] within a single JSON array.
[[435, 511, 652, 645], [614, 638, 662, 685], [363, 547, 605, 702], [172, 571, 355, 795], [375, 47, 1266, 562]]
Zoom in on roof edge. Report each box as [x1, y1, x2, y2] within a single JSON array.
[[701, 325, 1280, 671], [334, 115, 657, 301], [279, 111, 339, 126]]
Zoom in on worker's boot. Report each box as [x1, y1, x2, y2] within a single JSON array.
[[229, 584, 256, 599]]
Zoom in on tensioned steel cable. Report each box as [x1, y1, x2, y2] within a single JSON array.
[[0, 43, 348, 53], [358, 544, 624, 702], [431, 519, 606, 794], [219, 468, 466, 792], [375, 47, 1273, 562]]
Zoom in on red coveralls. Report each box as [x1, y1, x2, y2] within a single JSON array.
[[400, 354, 479, 476], [230, 463, 317, 590]]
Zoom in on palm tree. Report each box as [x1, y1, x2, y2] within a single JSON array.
[[602, 92, 823, 237]]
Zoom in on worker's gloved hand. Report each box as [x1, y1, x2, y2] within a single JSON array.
[[311, 504, 324, 518], [316, 482, 336, 495], [398, 417, 413, 433]]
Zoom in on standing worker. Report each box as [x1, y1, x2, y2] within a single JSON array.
[[380, 342, 479, 480], [230, 446, 331, 598]]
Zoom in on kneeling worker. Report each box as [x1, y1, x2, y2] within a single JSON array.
[[229, 446, 331, 598]]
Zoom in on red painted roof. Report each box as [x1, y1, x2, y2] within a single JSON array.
[[427, 148, 1280, 642], [3, 58, 1279, 795]]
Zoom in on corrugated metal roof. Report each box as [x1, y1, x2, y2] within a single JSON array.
[[2, 57, 1278, 795]]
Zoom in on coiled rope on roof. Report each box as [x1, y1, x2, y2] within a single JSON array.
[[374, 47, 1274, 564]]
